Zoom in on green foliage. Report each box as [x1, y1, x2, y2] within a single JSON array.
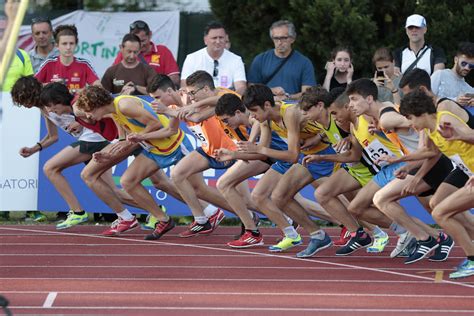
[[210, 0, 473, 82]]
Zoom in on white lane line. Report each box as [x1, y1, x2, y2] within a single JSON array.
[[9, 306, 474, 313], [1, 226, 472, 289], [4, 290, 474, 299], [0, 253, 467, 259], [42, 292, 57, 308], [0, 277, 466, 285], [0, 265, 461, 272]]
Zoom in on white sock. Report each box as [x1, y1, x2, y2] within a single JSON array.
[[283, 226, 298, 239], [310, 229, 326, 240], [203, 204, 218, 217], [390, 222, 407, 236], [195, 216, 208, 224], [283, 214, 293, 225], [117, 209, 133, 220]]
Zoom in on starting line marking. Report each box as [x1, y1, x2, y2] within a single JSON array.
[[1, 226, 473, 289], [42, 292, 57, 308]]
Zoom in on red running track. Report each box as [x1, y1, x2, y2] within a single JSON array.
[[0, 225, 473, 315]]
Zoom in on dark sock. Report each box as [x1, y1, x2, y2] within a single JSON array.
[[339, 224, 344, 228], [74, 211, 85, 216], [248, 229, 260, 237], [467, 256, 474, 261]]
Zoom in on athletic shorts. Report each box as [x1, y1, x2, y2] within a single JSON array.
[[409, 155, 454, 197], [70, 140, 109, 155], [270, 159, 294, 174], [443, 167, 469, 188], [141, 137, 194, 169], [373, 161, 406, 187], [299, 146, 336, 180], [344, 166, 374, 187], [195, 147, 235, 169]]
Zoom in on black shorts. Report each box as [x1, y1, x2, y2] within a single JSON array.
[[443, 167, 469, 188], [409, 155, 454, 197], [70, 140, 109, 154]]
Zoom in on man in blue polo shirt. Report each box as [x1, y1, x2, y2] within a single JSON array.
[[248, 20, 316, 102]]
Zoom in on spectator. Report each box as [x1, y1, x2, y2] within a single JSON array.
[[248, 20, 316, 101], [2, 49, 33, 92], [28, 17, 59, 73], [431, 42, 474, 109], [181, 21, 246, 95], [35, 25, 100, 93], [372, 47, 401, 104], [323, 46, 354, 91], [393, 14, 446, 75], [102, 33, 156, 95], [113, 20, 180, 87]]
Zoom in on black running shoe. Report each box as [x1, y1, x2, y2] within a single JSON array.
[[335, 228, 372, 256], [404, 236, 438, 264], [429, 233, 455, 262]]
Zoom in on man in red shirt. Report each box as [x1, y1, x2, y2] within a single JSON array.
[[113, 20, 180, 87], [35, 24, 100, 92]]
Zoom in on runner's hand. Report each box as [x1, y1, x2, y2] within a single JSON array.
[[19, 146, 36, 158]]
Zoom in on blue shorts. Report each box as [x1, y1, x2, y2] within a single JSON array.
[[300, 146, 336, 180], [196, 147, 235, 169], [373, 161, 406, 187], [140, 136, 193, 169], [270, 159, 295, 174]]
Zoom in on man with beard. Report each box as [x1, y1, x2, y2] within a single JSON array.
[[431, 42, 474, 112]]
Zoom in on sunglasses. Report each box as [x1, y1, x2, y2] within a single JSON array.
[[130, 21, 149, 31], [460, 61, 474, 69], [31, 17, 51, 25], [213, 59, 219, 77]]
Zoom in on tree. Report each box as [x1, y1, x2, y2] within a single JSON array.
[[210, 0, 473, 82]]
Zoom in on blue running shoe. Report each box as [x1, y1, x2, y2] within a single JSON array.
[[296, 234, 332, 258], [449, 260, 474, 279]]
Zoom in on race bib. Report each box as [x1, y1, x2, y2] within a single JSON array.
[[450, 154, 474, 176], [188, 125, 208, 146], [366, 139, 397, 167]]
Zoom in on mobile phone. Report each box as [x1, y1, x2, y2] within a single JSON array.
[[376, 70, 385, 80], [465, 93, 474, 98]]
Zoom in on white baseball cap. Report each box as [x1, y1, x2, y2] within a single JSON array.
[[405, 14, 427, 28]]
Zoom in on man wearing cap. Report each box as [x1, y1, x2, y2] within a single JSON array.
[[28, 17, 59, 73], [393, 14, 446, 75], [112, 20, 180, 87], [180, 21, 247, 95]]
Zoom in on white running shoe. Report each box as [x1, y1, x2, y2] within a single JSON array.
[[390, 231, 415, 258]]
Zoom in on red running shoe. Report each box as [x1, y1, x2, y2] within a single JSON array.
[[179, 221, 213, 238], [209, 208, 225, 229], [144, 217, 176, 240], [102, 217, 138, 237], [227, 230, 264, 248], [334, 226, 351, 246]]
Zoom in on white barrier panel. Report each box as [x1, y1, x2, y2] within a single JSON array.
[[0, 93, 41, 210]]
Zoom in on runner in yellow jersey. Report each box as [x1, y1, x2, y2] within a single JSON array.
[[329, 78, 415, 256], [399, 90, 474, 279], [157, 71, 247, 237], [75, 85, 190, 241], [237, 84, 335, 255], [303, 88, 392, 253]]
